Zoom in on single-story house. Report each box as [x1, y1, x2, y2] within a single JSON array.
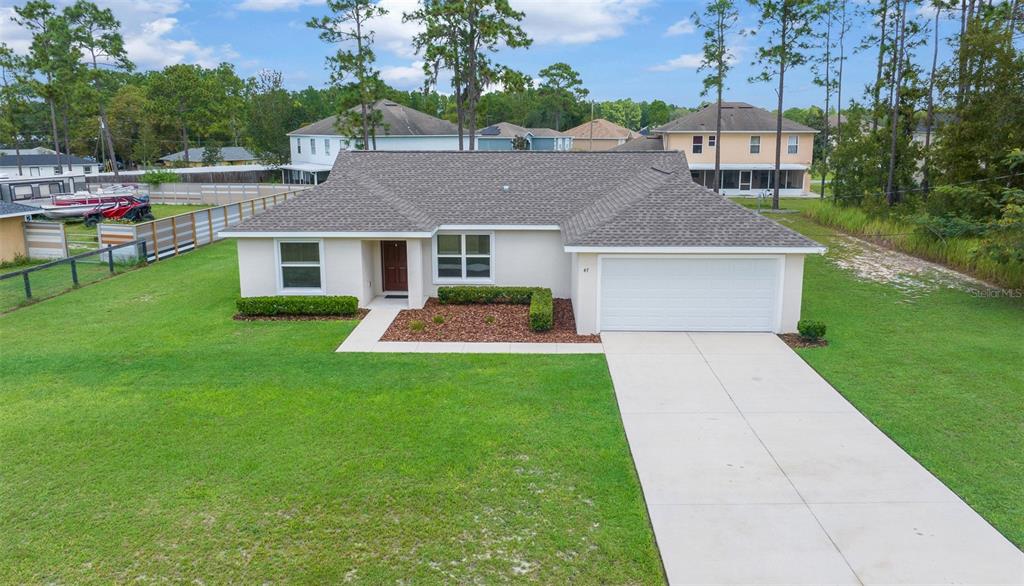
[[0, 153, 96, 179], [223, 151, 823, 334], [0, 201, 38, 262], [476, 123, 573, 151], [565, 118, 640, 151], [159, 146, 259, 167]]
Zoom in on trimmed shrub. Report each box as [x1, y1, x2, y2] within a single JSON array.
[[797, 319, 827, 341], [528, 288, 553, 331], [437, 286, 536, 305], [432, 314, 445, 324], [438, 285, 553, 332], [236, 295, 358, 316]]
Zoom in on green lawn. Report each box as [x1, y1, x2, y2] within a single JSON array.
[[770, 210, 1024, 549], [0, 241, 663, 583]]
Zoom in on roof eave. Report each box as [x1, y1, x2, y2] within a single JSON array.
[[563, 245, 826, 254]]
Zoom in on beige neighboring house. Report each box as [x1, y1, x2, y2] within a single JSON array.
[[656, 102, 818, 196], [565, 118, 640, 151], [0, 202, 37, 263]]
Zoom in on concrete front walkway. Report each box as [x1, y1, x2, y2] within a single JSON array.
[[604, 332, 1024, 585]]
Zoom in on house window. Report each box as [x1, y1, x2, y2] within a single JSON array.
[[310, 138, 316, 155], [435, 233, 492, 281], [278, 241, 322, 291], [692, 135, 703, 154], [296, 139, 301, 154], [324, 139, 330, 156], [53, 166, 62, 175], [708, 135, 716, 147], [83, 166, 92, 174], [749, 135, 761, 154], [788, 135, 799, 154]]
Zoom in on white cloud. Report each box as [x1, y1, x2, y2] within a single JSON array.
[[664, 18, 694, 36], [649, 53, 703, 72], [512, 0, 652, 44], [379, 61, 426, 89], [1, 1, 238, 69], [236, 0, 324, 10]]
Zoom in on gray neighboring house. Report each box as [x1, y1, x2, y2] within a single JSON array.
[[476, 122, 573, 151], [159, 146, 259, 167], [223, 151, 823, 334]]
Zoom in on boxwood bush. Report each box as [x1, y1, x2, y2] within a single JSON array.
[[797, 319, 827, 341], [236, 295, 358, 316], [437, 286, 553, 332]]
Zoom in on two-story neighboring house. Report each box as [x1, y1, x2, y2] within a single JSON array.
[[655, 102, 818, 196], [283, 100, 461, 184], [0, 153, 96, 179]]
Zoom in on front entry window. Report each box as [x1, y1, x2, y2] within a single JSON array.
[[435, 233, 492, 282], [279, 241, 322, 291]]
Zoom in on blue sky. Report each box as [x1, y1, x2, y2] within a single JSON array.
[[1, 0, 966, 110]]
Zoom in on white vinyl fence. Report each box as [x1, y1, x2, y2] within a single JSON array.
[[89, 183, 306, 206], [24, 221, 68, 260]]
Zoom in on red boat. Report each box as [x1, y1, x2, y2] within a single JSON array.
[[82, 195, 154, 227]]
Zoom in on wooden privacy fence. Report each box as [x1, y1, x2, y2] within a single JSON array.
[[98, 189, 305, 262], [88, 183, 307, 206], [24, 221, 68, 260]]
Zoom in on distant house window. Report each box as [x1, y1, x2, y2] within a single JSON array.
[[310, 138, 316, 155], [83, 166, 92, 174], [278, 240, 322, 291], [788, 135, 799, 154], [30, 167, 40, 176], [708, 135, 716, 147], [435, 233, 493, 282], [692, 135, 703, 154], [53, 166, 62, 175], [296, 139, 302, 154], [324, 139, 330, 156], [749, 135, 761, 154]]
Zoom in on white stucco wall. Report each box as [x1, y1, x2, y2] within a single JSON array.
[[780, 254, 806, 333], [237, 238, 277, 297], [420, 230, 572, 298]]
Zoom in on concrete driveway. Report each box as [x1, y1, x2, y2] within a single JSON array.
[[604, 332, 1024, 585]]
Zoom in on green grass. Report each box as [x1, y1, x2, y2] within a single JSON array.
[[0, 241, 663, 583], [772, 212, 1024, 549]]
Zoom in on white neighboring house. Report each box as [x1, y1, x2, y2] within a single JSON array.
[[223, 151, 824, 335], [0, 153, 96, 180], [283, 99, 461, 184]]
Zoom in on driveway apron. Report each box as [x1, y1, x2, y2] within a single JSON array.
[[603, 331, 1024, 585]]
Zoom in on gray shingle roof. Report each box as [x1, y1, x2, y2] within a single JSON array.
[[479, 122, 568, 138], [564, 118, 640, 140], [0, 153, 94, 166], [657, 102, 818, 133], [229, 151, 818, 249], [0, 201, 39, 218], [289, 100, 459, 137], [159, 146, 256, 162], [608, 135, 666, 151]]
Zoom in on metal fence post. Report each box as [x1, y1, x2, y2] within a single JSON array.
[[70, 259, 79, 286], [140, 240, 148, 263], [22, 272, 31, 299], [107, 246, 115, 273]]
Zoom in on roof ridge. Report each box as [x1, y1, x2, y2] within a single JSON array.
[[331, 153, 434, 230]]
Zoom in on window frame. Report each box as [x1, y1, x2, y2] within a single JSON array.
[[749, 135, 761, 154], [787, 135, 799, 154], [310, 138, 316, 155], [432, 231, 495, 284], [692, 135, 703, 154], [296, 138, 301, 154], [707, 134, 716, 148], [324, 138, 330, 156], [275, 238, 325, 295]]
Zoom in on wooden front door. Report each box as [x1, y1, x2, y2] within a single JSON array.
[[381, 241, 408, 291]]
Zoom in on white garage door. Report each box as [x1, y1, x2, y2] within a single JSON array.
[[599, 257, 782, 332]]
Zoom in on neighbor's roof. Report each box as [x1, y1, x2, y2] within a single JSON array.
[[159, 146, 257, 162], [657, 102, 818, 133], [478, 122, 569, 139], [0, 153, 94, 166], [608, 135, 666, 152], [288, 100, 459, 137], [0, 201, 39, 219], [564, 118, 640, 141], [228, 151, 819, 249]]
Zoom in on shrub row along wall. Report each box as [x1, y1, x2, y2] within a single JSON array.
[[803, 204, 1024, 290], [437, 286, 553, 331], [237, 295, 358, 316]]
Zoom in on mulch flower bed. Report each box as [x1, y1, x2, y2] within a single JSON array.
[[233, 308, 369, 322], [778, 333, 828, 349], [382, 298, 601, 343]]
